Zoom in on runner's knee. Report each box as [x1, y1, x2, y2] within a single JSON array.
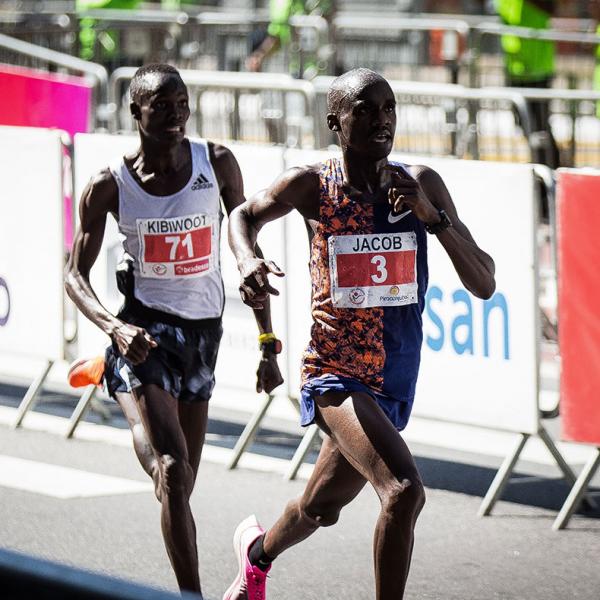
[[159, 454, 193, 496], [380, 477, 426, 521], [131, 422, 147, 445], [299, 499, 342, 528]]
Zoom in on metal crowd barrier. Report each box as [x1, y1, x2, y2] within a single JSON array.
[[314, 76, 532, 162], [484, 86, 600, 168], [331, 14, 471, 84], [2, 9, 600, 95], [76, 7, 189, 69], [0, 9, 76, 58], [188, 11, 329, 76], [469, 22, 600, 89], [104, 66, 600, 167], [0, 8, 329, 76], [109, 67, 320, 147]]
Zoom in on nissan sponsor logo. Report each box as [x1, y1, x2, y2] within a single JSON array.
[[0, 277, 10, 327]]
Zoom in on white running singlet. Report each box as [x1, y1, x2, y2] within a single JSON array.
[[110, 139, 224, 320]]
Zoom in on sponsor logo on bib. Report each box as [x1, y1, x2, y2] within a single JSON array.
[[349, 288, 366, 305]]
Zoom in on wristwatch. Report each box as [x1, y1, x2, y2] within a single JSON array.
[[425, 209, 452, 235], [258, 332, 282, 355]]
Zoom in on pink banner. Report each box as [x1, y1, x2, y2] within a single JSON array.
[[0, 64, 92, 138]]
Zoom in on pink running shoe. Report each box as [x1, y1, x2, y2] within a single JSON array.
[[223, 515, 270, 600]]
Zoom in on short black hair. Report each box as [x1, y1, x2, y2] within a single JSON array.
[[327, 68, 389, 114], [129, 63, 184, 104]]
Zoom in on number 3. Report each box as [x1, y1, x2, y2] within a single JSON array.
[[371, 255, 387, 284]]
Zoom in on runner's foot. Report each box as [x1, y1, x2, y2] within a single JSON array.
[[68, 356, 105, 387], [223, 515, 270, 600]]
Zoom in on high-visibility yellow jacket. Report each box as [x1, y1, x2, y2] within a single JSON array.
[[496, 0, 555, 82]]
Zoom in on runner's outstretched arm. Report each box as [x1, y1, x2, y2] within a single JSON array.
[[388, 165, 496, 299], [64, 169, 156, 364], [228, 166, 320, 309]]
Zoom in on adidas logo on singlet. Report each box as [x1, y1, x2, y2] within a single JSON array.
[[191, 172, 214, 191]]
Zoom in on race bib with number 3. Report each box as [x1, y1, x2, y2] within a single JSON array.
[[328, 232, 418, 308], [137, 213, 216, 279]]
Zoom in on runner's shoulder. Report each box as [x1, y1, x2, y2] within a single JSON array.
[[81, 168, 118, 216], [207, 140, 236, 168], [275, 163, 320, 194], [403, 163, 435, 180], [405, 164, 445, 189]]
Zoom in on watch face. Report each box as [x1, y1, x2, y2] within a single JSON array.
[[261, 339, 282, 354]]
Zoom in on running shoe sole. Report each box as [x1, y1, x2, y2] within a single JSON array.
[[222, 514, 262, 600]]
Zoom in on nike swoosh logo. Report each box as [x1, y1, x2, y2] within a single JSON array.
[[388, 209, 411, 224]]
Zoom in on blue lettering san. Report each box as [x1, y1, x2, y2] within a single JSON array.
[[451, 289, 473, 355], [425, 286, 444, 351], [483, 292, 510, 360], [425, 285, 510, 360]]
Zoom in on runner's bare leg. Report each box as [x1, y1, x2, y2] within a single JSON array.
[[134, 384, 202, 593], [263, 391, 425, 600], [178, 400, 209, 485], [115, 391, 161, 500], [262, 435, 367, 555]]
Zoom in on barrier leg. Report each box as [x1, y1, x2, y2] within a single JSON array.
[[90, 395, 111, 422], [478, 433, 529, 517], [12, 360, 54, 429], [552, 448, 600, 531], [538, 425, 597, 511], [287, 395, 301, 413], [285, 424, 321, 481], [64, 385, 97, 439], [227, 394, 274, 470]]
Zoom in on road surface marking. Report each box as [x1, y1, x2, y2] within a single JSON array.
[[0, 455, 152, 499]]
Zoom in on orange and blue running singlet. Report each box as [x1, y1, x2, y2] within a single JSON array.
[[300, 158, 428, 431]]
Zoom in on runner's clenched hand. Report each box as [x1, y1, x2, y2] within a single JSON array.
[[112, 323, 157, 365], [238, 257, 284, 309], [384, 165, 439, 224], [256, 354, 284, 394]]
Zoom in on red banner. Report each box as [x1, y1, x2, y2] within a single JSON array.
[[557, 169, 600, 445]]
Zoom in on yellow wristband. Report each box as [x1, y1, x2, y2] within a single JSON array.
[[258, 332, 277, 344]]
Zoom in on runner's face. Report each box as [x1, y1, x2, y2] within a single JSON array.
[[337, 80, 396, 160], [137, 74, 190, 144]]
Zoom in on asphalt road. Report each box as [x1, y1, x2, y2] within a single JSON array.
[[1, 407, 599, 600]]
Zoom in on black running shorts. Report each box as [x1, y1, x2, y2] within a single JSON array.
[[104, 309, 223, 403]]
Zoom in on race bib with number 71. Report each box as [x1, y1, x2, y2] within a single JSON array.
[[137, 213, 216, 279], [328, 232, 418, 308]]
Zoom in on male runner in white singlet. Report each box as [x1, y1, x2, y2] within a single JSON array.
[[65, 64, 283, 597]]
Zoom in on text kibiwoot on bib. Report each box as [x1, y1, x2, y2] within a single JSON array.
[[328, 232, 418, 309], [136, 213, 216, 279]]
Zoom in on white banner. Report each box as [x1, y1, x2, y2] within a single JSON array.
[[0, 126, 65, 361], [211, 144, 289, 406], [283, 150, 539, 434], [399, 155, 539, 434]]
